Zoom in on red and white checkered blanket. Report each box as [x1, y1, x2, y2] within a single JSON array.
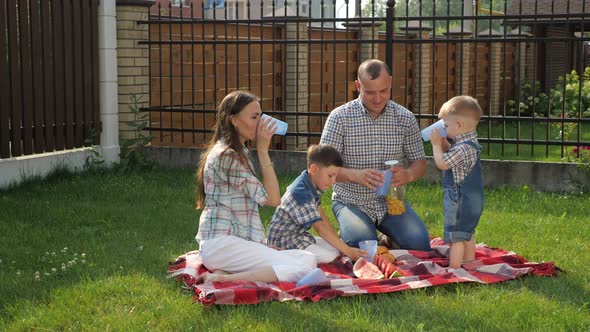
[[167, 238, 560, 305]]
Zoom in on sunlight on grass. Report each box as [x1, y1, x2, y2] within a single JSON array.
[[1, 168, 589, 330]]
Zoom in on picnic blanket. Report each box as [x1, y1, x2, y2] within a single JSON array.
[[167, 238, 560, 305]]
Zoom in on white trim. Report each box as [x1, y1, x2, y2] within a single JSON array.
[[0, 148, 99, 189]]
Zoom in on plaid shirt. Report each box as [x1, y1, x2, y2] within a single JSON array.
[[320, 98, 425, 223], [267, 170, 322, 249], [442, 130, 480, 184], [196, 141, 269, 245]]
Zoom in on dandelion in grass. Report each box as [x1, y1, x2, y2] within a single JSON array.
[[61, 263, 66, 271], [16, 270, 21, 276], [81, 259, 86, 264], [34, 271, 40, 281], [44, 272, 50, 276], [51, 268, 57, 273], [81, 253, 86, 259]]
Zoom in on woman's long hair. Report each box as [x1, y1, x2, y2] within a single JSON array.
[[195, 90, 258, 209]]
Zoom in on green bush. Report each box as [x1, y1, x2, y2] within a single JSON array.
[[508, 67, 590, 118], [507, 80, 549, 117]]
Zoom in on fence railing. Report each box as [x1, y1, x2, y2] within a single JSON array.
[[144, 0, 590, 160], [0, 0, 101, 159]]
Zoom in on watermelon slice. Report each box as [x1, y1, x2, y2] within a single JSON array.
[[353, 257, 385, 279], [373, 254, 396, 278]]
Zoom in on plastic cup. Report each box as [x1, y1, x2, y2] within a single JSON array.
[[358, 240, 378, 263], [261, 114, 288, 135], [296, 268, 328, 288], [421, 119, 447, 141], [374, 170, 393, 196]]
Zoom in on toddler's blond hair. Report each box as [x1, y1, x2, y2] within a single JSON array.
[[438, 95, 482, 123]]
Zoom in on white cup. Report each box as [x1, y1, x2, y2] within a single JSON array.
[[295, 268, 328, 288], [421, 119, 447, 141], [261, 114, 288, 135]]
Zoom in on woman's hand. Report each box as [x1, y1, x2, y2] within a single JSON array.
[[344, 246, 367, 261], [256, 116, 278, 151]]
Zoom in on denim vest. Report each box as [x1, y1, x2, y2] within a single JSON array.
[[442, 141, 484, 242]]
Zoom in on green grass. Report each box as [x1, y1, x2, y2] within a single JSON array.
[[1, 167, 589, 331]]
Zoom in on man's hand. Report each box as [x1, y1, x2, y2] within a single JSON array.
[[354, 168, 385, 191], [390, 166, 414, 187]]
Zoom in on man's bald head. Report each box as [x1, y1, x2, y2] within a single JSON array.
[[357, 59, 391, 81]]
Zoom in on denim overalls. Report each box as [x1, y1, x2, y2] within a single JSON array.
[[443, 141, 484, 243]]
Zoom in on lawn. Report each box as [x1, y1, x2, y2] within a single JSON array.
[[0, 167, 589, 331]]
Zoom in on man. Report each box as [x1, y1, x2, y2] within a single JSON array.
[[319, 59, 431, 251]]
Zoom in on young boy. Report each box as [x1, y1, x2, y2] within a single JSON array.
[[429, 95, 484, 269], [267, 144, 366, 263]]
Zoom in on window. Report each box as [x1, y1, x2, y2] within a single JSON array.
[[170, 0, 191, 6]]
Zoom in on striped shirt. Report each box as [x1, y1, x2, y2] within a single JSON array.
[[442, 130, 480, 184], [267, 170, 323, 250], [196, 141, 269, 245], [320, 98, 425, 223]]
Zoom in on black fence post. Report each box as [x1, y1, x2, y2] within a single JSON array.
[[385, 0, 395, 72]]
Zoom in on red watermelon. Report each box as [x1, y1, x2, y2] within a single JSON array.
[[353, 257, 385, 279]]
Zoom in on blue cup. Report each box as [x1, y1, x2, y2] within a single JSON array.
[[261, 114, 288, 135], [358, 240, 378, 263], [296, 268, 328, 288], [421, 119, 447, 141], [375, 170, 392, 196]]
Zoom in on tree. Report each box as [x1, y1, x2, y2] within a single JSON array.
[[360, 0, 509, 34]]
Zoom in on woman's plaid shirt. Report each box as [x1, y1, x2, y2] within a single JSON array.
[[196, 141, 269, 245], [320, 98, 425, 223]]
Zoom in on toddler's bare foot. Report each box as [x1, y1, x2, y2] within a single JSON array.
[[461, 260, 482, 270]]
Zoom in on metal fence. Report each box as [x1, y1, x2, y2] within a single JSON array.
[[0, 0, 101, 159], [144, 0, 590, 160]]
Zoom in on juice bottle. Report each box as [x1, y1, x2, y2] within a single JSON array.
[[385, 160, 405, 215]]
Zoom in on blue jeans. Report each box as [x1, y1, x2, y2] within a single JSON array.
[[332, 200, 431, 251]]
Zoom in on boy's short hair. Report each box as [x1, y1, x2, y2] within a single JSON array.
[[307, 144, 343, 168], [438, 95, 482, 122]]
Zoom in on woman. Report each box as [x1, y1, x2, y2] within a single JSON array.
[[195, 90, 316, 283]]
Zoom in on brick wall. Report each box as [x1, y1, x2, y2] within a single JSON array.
[[116, 6, 150, 142]]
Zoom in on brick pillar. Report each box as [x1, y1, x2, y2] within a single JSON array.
[[400, 22, 433, 127], [480, 29, 503, 116], [115, 1, 153, 143], [445, 27, 473, 96], [342, 21, 381, 63], [508, 29, 534, 104], [284, 20, 308, 151], [509, 30, 534, 83]]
